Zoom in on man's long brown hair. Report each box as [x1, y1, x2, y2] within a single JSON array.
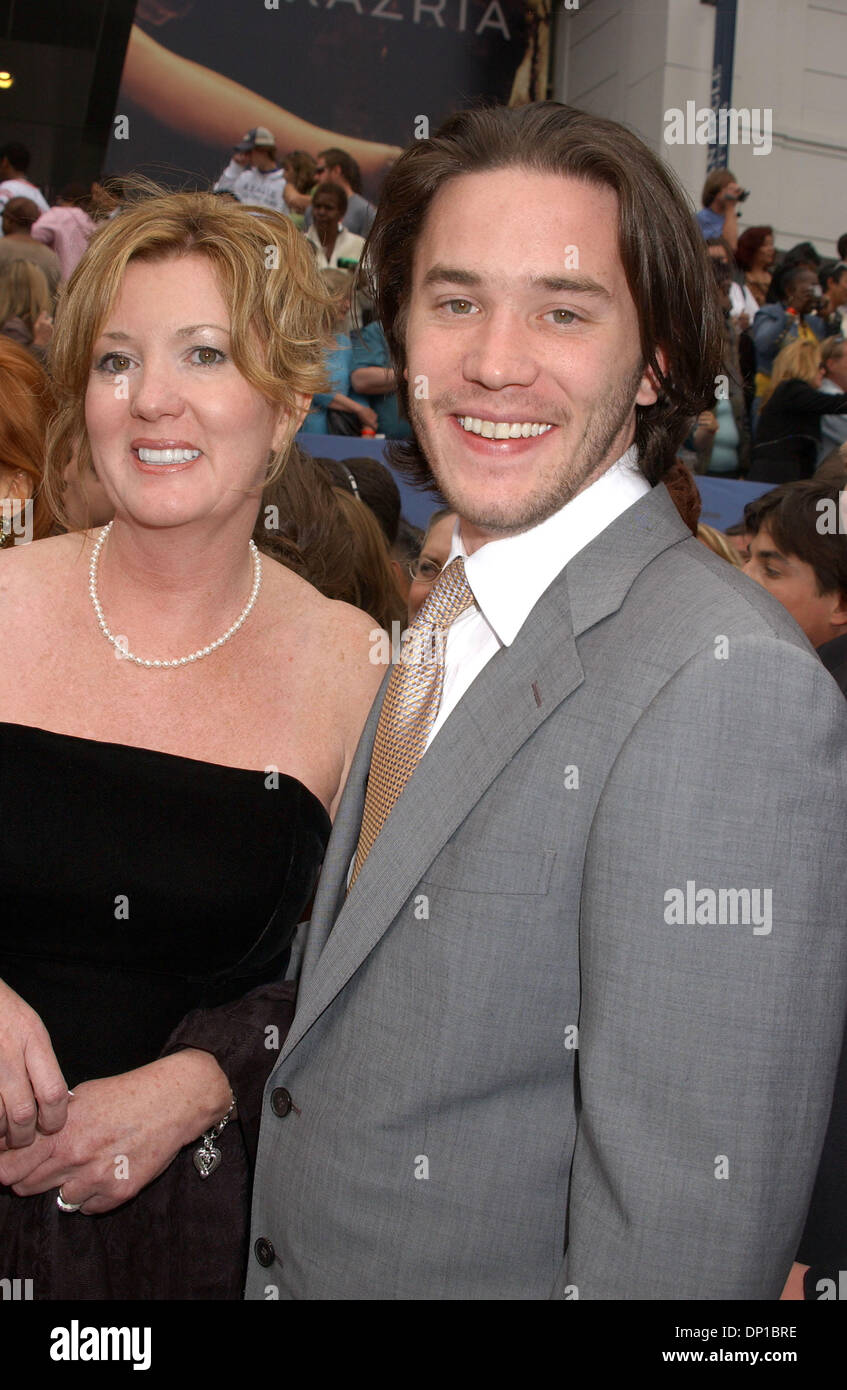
[[364, 101, 724, 488]]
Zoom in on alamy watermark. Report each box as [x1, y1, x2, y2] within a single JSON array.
[[816, 490, 847, 534], [0, 497, 33, 546], [663, 102, 772, 156], [663, 880, 772, 935], [369, 621, 448, 667]]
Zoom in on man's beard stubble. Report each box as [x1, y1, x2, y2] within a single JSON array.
[[407, 360, 647, 538]]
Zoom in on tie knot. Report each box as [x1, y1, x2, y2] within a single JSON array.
[[414, 555, 475, 630]]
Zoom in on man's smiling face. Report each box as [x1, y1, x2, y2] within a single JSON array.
[[404, 168, 662, 551]]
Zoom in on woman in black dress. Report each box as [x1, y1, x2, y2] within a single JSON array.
[[0, 191, 384, 1297], [749, 337, 847, 484]]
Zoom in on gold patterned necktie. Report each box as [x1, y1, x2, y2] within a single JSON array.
[[349, 556, 475, 887]]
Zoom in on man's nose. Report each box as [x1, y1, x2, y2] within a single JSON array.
[[461, 310, 539, 391]]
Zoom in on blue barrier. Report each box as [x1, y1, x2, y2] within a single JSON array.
[[297, 435, 775, 535], [695, 476, 773, 531]]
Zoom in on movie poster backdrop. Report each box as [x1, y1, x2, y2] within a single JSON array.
[[105, 0, 551, 197]]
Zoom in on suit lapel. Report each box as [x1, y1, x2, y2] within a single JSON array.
[[282, 482, 691, 1059], [298, 668, 388, 973]]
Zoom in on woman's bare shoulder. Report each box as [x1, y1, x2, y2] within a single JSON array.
[[263, 556, 380, 641], [262, 559, 385, 694], [0, 531, 91, 597]]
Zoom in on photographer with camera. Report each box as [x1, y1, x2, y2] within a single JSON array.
[[696, 168, 746, 251]]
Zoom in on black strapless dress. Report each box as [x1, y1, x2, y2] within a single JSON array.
[[0, 722, 331, 1299]]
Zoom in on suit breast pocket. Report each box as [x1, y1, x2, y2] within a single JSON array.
[[413, 844, 567, 1037], [423, 843, 556, 897]]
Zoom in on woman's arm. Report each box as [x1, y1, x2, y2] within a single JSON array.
[[350, 365, 396, 396], [158, 982, 298, 1166], [789, 381, 847, 417], [323, 393, 378, 430], [284, 185, 312, 213], [122, 25, 401, 190]]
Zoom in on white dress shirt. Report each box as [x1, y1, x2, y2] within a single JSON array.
[[345, 445, 649, 885], [425, 444, 649, 749]]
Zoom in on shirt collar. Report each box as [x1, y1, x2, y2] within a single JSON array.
[[447, 443, 649, 646]]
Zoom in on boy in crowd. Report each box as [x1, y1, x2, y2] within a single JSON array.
[[744, 480, 847, 695]]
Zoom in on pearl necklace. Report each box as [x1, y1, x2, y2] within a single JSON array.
[[88, 521, 263, 668]]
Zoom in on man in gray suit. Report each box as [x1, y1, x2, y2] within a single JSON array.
[[246, 103, 847, 1299]]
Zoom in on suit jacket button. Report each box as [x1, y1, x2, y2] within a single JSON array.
[[254, 1237, 275, 1267], [270, 1087, 293, 1117]]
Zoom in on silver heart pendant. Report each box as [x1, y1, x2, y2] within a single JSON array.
[[193, 1144, 222, 1179]]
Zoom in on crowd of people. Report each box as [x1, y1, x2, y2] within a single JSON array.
[[691, 165, 847, 485], [0, 102, 845, 1306], [0, 133, 409, 443]]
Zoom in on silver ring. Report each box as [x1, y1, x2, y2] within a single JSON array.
[[56, 1187, 82, 1213]]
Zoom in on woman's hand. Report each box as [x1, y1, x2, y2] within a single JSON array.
[[0, 979, 69, 1148], [355, 404, 379, 432], [0, 1050, 232, 1214]]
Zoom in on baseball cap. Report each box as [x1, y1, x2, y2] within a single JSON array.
[[234, 126, 275, 152]]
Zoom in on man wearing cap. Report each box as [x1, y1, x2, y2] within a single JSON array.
[[216, 129, 289, 215], [232, 128, 289, 214]]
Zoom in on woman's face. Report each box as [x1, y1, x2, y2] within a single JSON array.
[[85, 254, 293, 533], [312, 194, 342, 238], [758, 235, 775, 267]]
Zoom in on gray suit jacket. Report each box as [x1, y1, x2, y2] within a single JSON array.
[[246, 482, 847, 1299]]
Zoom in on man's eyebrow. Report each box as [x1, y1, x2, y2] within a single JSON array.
[[421, 265, 611, 300], [529, 273, 611, 300], [756, 545, 788, 563], [421, 267, 482, 289]]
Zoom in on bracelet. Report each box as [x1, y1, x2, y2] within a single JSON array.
[[192, 1091, 237, 1179]]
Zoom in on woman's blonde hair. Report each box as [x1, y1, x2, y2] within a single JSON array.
[[697, 523, 744, 567], [761, 337, 822, 407], [0, 259, 51, 333], [319, 267, 355, 326], [43, 187, 336, 524], [319, 268, 354, 300]]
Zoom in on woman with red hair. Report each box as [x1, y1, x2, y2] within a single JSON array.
[[735, 224, 776, 309], [0, 337, 55, 545]]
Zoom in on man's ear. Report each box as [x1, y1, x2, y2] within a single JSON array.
[[830, 590, 847, 633], [635, 347, 669, 407]]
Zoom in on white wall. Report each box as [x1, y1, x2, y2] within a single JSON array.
[[553, 0, 847, 256]]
